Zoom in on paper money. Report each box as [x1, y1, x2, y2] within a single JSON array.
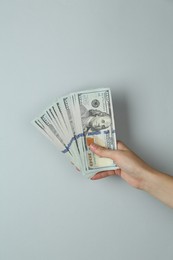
[[32, 88, 118, 178]]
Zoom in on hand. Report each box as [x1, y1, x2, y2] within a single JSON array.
[[89, 141, 173, 208], [89, 141, 155, 189]]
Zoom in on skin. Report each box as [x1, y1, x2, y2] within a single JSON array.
[[89, 141, 173, 208]]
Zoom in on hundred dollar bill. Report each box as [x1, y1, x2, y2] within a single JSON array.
[[32, 106, 81, 169], [32, 114, 76, 166], [74, 88, 118, 177], [32, 88, 118, 179]]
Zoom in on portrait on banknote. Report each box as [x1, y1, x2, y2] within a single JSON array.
[[80, 104, 112, 132]]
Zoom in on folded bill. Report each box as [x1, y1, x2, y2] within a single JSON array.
[[32, 88, 118, 178]]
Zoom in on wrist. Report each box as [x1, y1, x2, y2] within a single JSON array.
[[140, 168, 173, 208], [140, 167, 159, 192]]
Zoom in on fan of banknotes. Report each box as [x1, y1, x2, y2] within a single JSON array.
[[32, 88, 118, 178]]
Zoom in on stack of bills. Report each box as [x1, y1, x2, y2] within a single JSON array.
[[32, 88, 118, 179]]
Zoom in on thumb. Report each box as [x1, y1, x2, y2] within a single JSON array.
[[89, 143, 117, 160]]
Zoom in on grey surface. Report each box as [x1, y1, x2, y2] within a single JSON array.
[[0, 0, 173, 260]]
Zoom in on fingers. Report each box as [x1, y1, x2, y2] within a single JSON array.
[[114, 168, 121, 176], [91, 170, 116, 180], [89, 141, 128, 160], [91, 169, 121, 180], [89, 143, 117, 160]]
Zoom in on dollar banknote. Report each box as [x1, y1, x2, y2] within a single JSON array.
[[32, 88, 118, 178]]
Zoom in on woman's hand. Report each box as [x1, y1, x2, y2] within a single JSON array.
[[89, 141, 173, 208], [89, 141, 153, 189]]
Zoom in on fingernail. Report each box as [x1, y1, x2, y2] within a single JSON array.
[[89, 143, 97, 151]]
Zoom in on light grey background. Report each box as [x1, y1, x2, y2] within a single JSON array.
[[0, 0, 173, 259]]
